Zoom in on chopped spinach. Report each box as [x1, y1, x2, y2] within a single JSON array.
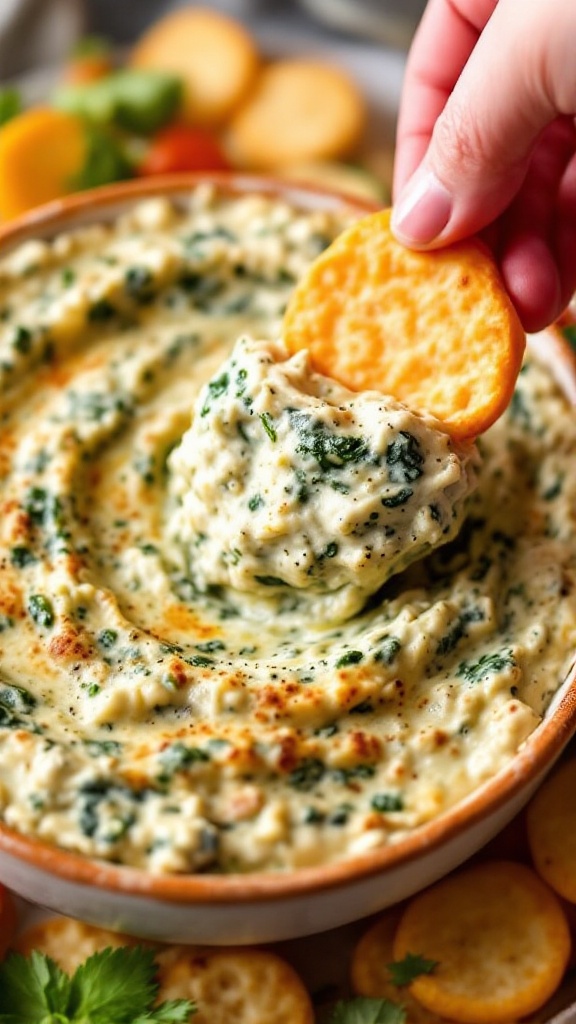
[[125, 266, 155, 303], [97, 628, 118, 649], [386, 431, 424, 483], [290, 410, 370, 471], [457, 649, 515, 684], [336, 650, 364, 668], [0, 681, 36, 713], [12, 325, 32, 354], [248, 493, 264, 511], [373, 636, 401, 665], [200, 371, 229, 416], [381, 488, 413, 508], [83, 739, 122, 757], [254, 574, 287, 587], [87, 298, 117, 323], [436, 606, 484, 657], [371, 792, 404, 812], [288, 758, 326, 791], [260, 412, 277, 442], [158, 741, 210, 780], [28, 594, 55, 629], [10, 546, 36, 567]]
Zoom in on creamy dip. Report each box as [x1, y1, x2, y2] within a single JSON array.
[[168, 335, 477, 622], [0, 186, 576, 874]]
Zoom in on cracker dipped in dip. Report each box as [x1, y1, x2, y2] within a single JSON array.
[[0, 184, 575, 875]]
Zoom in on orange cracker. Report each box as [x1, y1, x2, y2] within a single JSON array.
[[282, 208, 525, 440], [352, 906, 451, 1023], [393, 860, 570, 1024], [12, 915, 141, 973], [527, 757, 576, 903], [156, 944, 314, 1024], [226, 59, 366, 170], [131, 7, 259, 126]]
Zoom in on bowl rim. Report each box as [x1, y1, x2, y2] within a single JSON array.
[[0, 173, 575, 904]]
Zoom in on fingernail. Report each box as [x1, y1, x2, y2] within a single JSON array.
[[392, 170, 452, 246]]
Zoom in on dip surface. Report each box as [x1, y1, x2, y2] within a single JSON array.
[[167, 335, 477, 623], [1, 187, 576, 874]]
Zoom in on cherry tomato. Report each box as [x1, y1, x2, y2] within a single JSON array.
[[138, 124, 230, 176], [0, 884, 17, 959]]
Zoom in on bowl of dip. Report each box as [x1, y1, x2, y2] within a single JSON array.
[[0, 175, 575, 944]]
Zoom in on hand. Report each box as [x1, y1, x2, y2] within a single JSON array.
[[391, 0, 576, 332]]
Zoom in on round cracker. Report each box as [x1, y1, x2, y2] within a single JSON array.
[[156, 945, 314, 1024], [283, 208, 525, 439], [352, 906, 451, 1023], [393, 860, 571, 1024], [226, 59, 366, 170], [527, 757, 576, 903], [12, 916, 140, 973], [131, 7, 259, 126]]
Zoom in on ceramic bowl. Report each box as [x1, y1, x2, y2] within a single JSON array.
[[0, 176, 575, 945]]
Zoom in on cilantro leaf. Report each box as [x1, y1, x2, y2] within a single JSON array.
[[0, 946, 196, 1024], [387, 952, 438, 987], [132, 1001, 196, 1023], [330, 997, 406, 1024], [0, 949, 71, 1020], [67, 946, 158, 1022]]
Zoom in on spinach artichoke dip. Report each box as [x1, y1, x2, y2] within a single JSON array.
[[0, 186, 575, 875]]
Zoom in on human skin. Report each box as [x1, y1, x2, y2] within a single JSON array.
[[391, 0, 576, 331]]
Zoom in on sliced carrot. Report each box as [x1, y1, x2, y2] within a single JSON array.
[[0, 884, 17, 959], [0, 108, 86, 219], [282, 208, 525, 440], [527, 757, 576, 903], [393, 860, 570, 1024]]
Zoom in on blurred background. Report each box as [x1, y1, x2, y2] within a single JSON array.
[[0, 0, 427, 75], [0, 0, 428, 218]]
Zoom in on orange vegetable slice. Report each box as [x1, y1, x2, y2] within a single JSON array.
[[393, 860, 571, 1024], [0, 108, 86, 219], [527, 757, 576, 903], [282, 208, 525, 439]]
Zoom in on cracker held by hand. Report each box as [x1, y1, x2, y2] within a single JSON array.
[[283, 208, 525, 439]]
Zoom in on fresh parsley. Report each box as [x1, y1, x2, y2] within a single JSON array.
[[387, 952, 438, 986], [0, 946, 195, 1023], [330, 997, 406, 1024]]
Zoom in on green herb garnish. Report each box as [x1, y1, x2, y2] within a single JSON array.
[[387, 952, 438, 987], [0, 946, 195, 1022], [330, 996, 406, 1024]]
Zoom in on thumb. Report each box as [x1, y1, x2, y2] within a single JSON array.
[[392, 0, 576, 248]]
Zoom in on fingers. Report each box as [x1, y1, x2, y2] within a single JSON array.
[[497, 119, 576, 331], [393, 0, 498, 196], [392, 0, 576, 249]]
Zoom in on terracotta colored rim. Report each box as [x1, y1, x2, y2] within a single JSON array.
[[0, 174, 575, 904]]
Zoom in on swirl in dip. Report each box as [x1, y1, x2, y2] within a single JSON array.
[[0, 186, 575, 874]]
